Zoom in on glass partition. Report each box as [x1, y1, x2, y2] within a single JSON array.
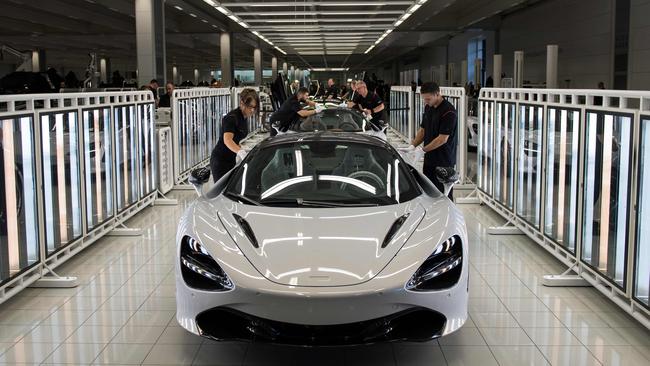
[[516, 105, 543, 227], [40, 111, 83, 255], [1, 116, 39, 282], [139, 104, 157, 197], [114, 105, 140, 212], [82, 108, 114, 230], [582, 112, 632, 288], [478, 100, 494, 195], [494, 102, 516, 208], [544, 108, 580, 253], [634, 116, 650, 306]]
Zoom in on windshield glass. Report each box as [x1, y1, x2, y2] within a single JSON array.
[[225, 140, 420, 207], [298, 109, 366, 132]]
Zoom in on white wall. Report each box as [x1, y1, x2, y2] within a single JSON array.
[[498, 0, 613, 89], [628, 0, 650, 90]]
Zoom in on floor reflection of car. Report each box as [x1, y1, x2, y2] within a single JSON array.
[[177, 132, 469, 346]]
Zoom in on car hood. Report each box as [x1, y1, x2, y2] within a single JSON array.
[[216, 199, 426, 287]]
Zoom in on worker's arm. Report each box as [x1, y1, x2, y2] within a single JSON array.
[[306, 100, 317, 107], [372, 103, 385, 114], [411, 128, 425, 147], [422, 134, 449, 152], [297, 109, 319, 118], [223, 132, 241, 153]]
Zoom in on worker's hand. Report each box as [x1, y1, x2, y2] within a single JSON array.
[[405, 144, 416, 152], [236, 149, 248, 164], [363, 109, 372, 115], [411, 145, 425, 162], [315, 104, 325, 114]]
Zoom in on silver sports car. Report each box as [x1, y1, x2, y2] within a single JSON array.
[[176, 132, 469, 346]]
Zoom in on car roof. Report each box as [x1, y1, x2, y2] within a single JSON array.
[[259, 131, 391, 149]]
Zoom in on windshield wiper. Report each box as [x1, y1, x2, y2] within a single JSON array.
[[223, 191, 261, 206]]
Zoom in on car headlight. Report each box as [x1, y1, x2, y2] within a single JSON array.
[[406, 235, 463, 291], [180, 236, 234, 291]]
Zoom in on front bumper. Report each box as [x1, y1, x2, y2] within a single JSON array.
[[175, 273, 468, 344], [195, 306, 446, 346]]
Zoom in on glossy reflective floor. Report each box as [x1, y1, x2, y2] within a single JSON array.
[[0, 135, 649, 365], [0, 190, 648, 366]]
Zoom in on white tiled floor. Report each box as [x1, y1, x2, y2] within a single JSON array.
[[0, 152, 649, 365]]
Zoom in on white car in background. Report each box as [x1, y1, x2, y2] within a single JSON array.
[[175, 132, 469, 346]]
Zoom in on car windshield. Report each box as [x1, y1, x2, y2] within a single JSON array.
[[225, 140, 421, 207], [298, 109, 366, 132]]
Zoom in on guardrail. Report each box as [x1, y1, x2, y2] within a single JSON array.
[[0, 91, 156, 304], [172, 88, 231, 185], [477, 87, 650, 328], [389, 86, 413, 140]]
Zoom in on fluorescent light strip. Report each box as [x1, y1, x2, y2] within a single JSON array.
[[222, 1, 414, 6], [247, 18, 396, 23], [235, 10, 405, 16], [202, 1, 286, 54]]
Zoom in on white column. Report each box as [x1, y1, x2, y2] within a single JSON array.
[[31, 50, 45, 73], [135, 0, 166, 86], [447, 63, 456, 86], [493, 54, 502, 88], [546, 45, 559, 89], [474, 59, 481, 86], [461, 60, 468, 85], [194, 68, 199, 85], [514, 51, 524, 88], [439, 65, 447, 86], [100, 57, 110, 84], [271, 57, 278, 81], [172, 65, 178, 85], [220, 32, 233, 87], [282, 62, 288, 77], [290, 65, 295, 81], [254, 48, 262, 85]]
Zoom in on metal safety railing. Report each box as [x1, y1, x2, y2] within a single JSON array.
[[0, 91, 157, 303], [389, 86, 413, 140], [477, 88, 650, 328], [172, 88, 231, 185]]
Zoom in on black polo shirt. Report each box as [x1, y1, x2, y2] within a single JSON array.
[[359, 92, 387, 125], [270, 95, 302, 125], [421, 99, 457, 168], [215, 108, 248, 158], [325, 85, 339, 99]]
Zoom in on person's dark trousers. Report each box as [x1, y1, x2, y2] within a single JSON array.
[[423, 164, 454, 201], [210, 149, 236, 184]]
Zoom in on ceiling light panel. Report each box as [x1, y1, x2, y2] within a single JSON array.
[[203, 0, 429, 58]]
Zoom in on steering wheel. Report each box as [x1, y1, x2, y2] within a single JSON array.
[[338, 121, 358, 131], [340, 171, 385, 192]]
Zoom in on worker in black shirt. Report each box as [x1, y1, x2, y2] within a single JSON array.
[[349, 81, 387, 128], [209, 88, 259, 183], [269, 87, 322, 136], [158, 82, 174, 108], [324, 78, 339, 100], [409, 82, 458, 200]]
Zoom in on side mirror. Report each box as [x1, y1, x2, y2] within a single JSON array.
[[435, 167, 459, 197], [189, 167, 211, 196]]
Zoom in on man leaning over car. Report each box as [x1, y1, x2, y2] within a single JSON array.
[[269, 87, 323, 135]]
